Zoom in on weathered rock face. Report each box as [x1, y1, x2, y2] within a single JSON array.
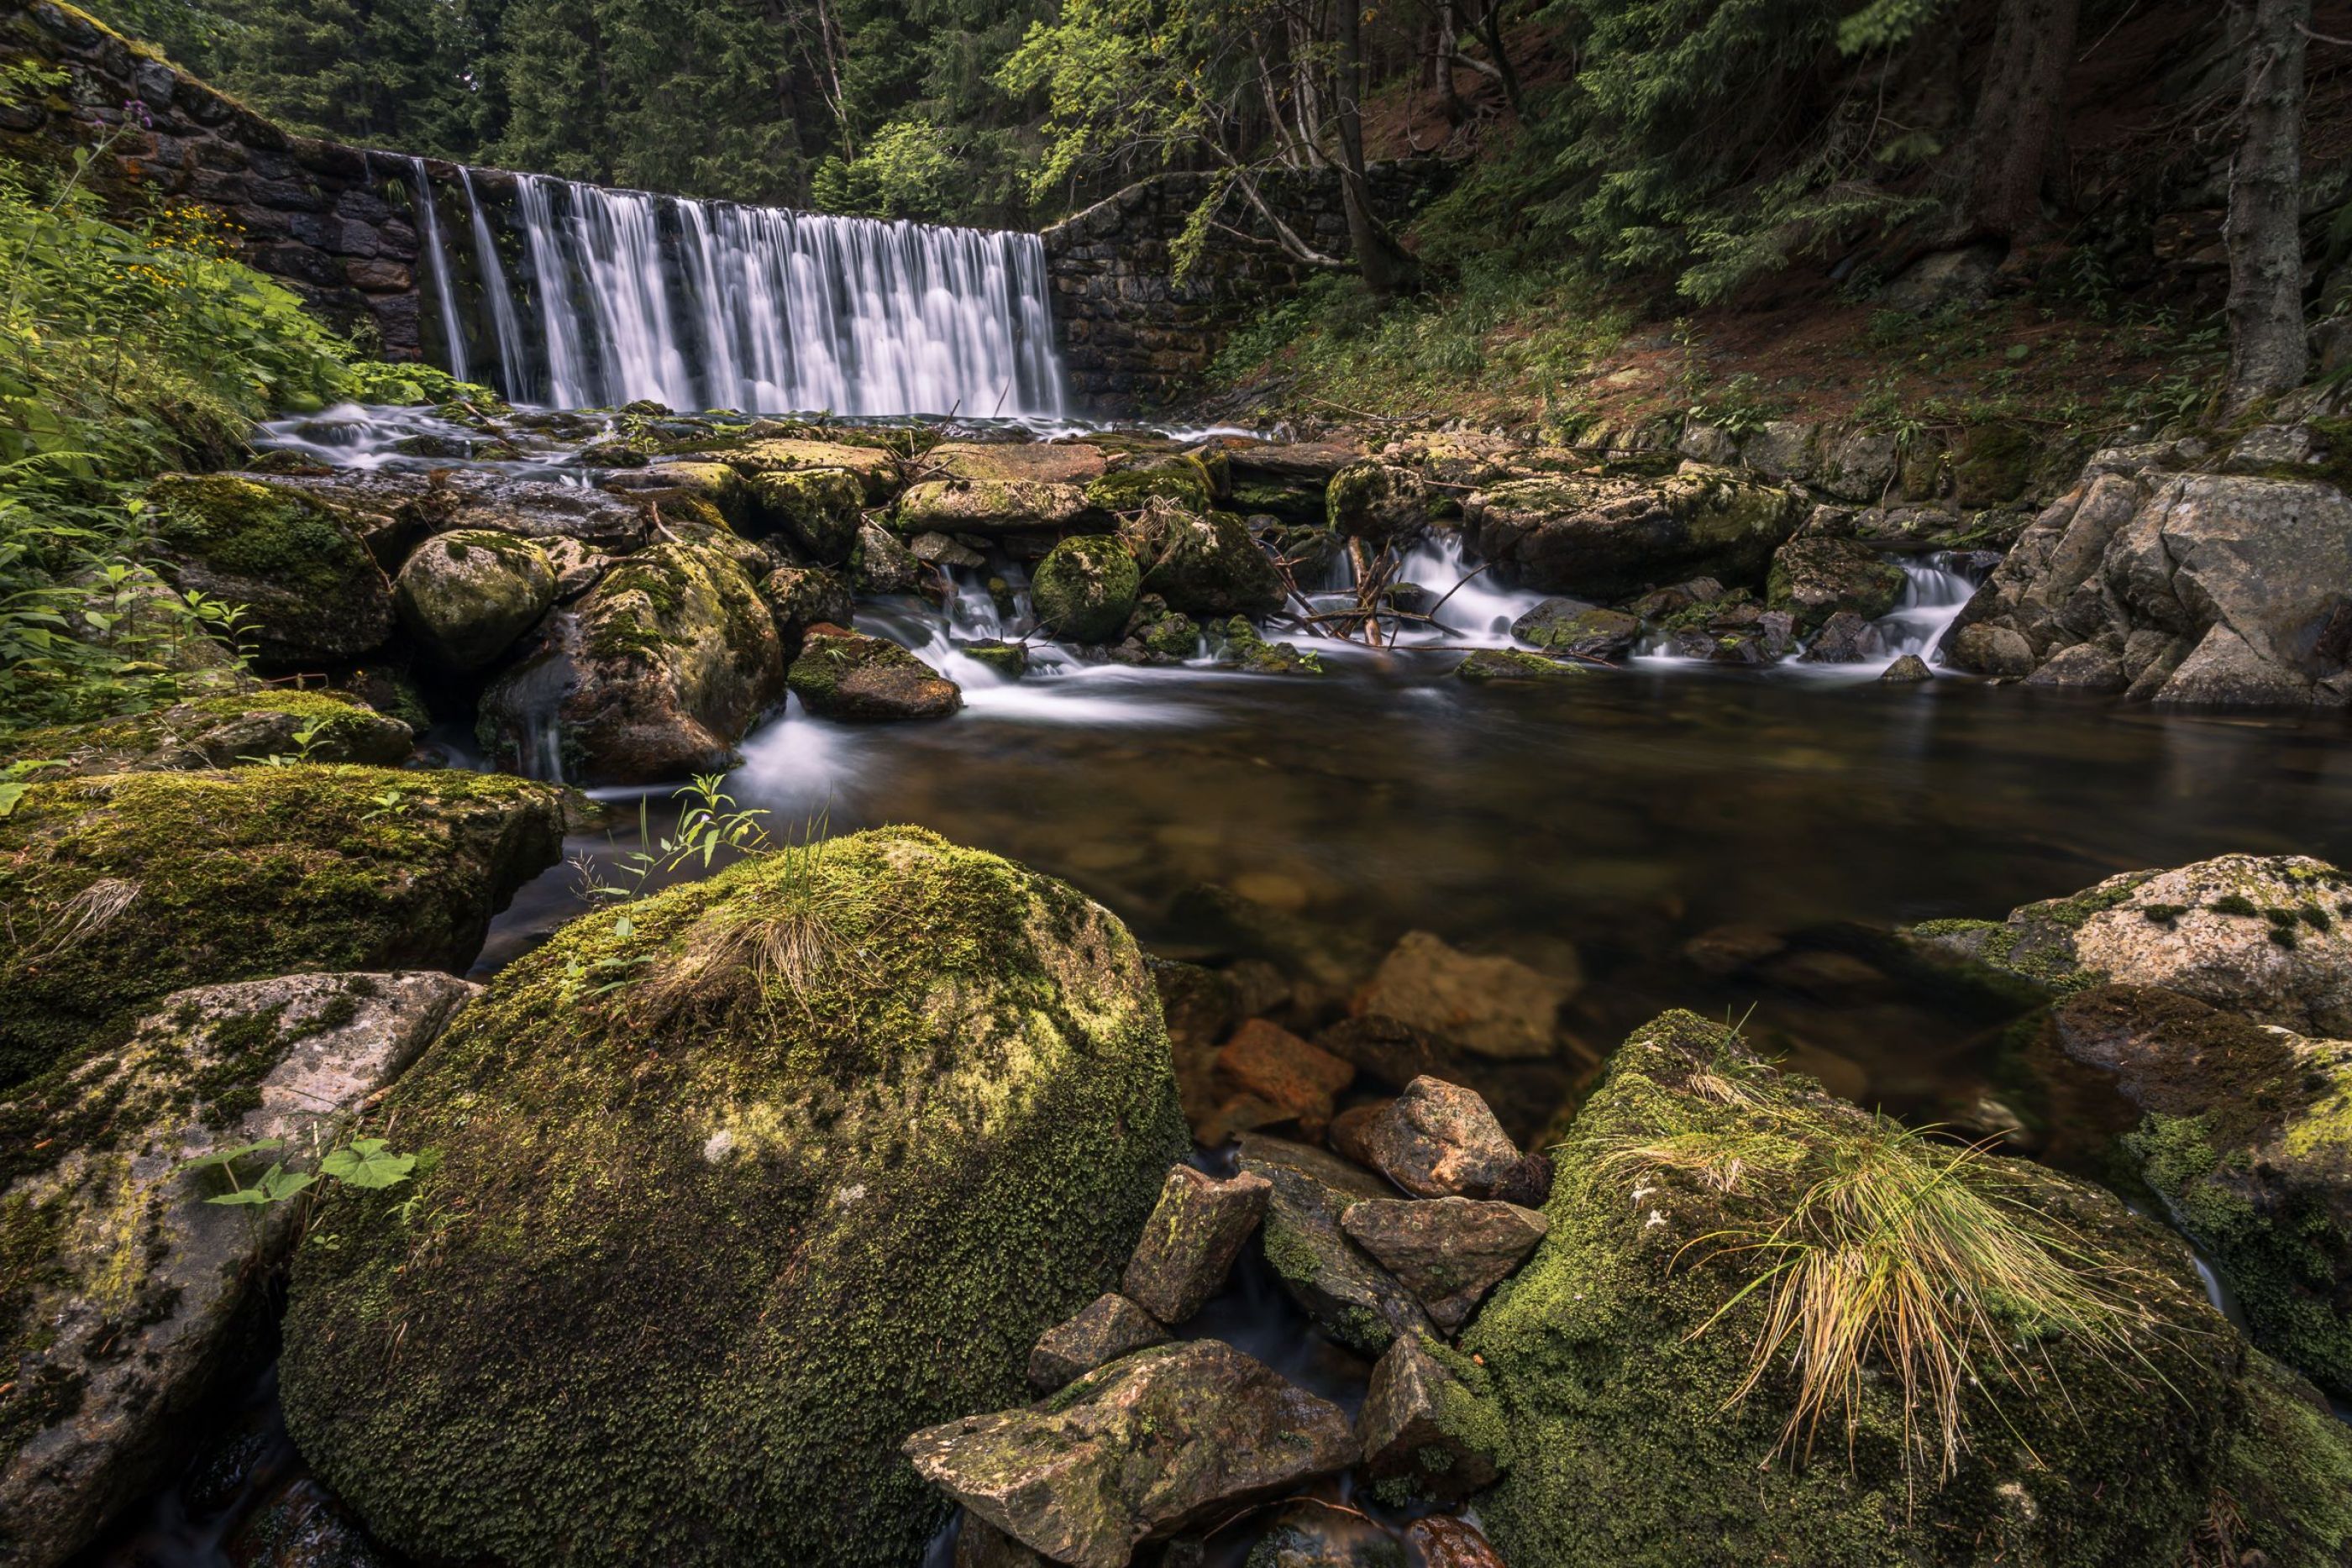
[[1340, 1198, 1549, 1332], [1943, 439, 2352, 706], [898, 478, 1090, 534], [0, 973, 475, 1568], [1355, 1335, 1508, 1503], [1326, 462, 1431, 543], [1464, 466, 1807, 599], [1509, 599, 1641, 661], [1908, 853, 2352, 1034], [1239, 1134, 1435, 1355], [855, 517, 927, 595], [729, 437, 903, 504], [903, 1339, 1356, 1568], [9, 691, 412, 774], [1120, 502, 1286, 618], [1764, 538, 1906, 634], [1356, 931, 1576, 1061], [786, 624, 963, 720], [1462, 1009, 2344, 1568], [393, 528, 556, 669], [748, 466, 864, 564], [281, 828, 1189, 1568], [1032, 534, 1140, 642], [925, 442, 1109, 489], [1120, 1166, 1271, 1324], [2051, 984, 2352, 1395], [0, 767, 568, 1087], [480, 529, 785, 783], [756, 564, 855, 658], [1027, 1294, 1171, 1392], [146, 475, 394, 667]]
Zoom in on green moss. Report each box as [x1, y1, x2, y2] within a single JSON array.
[[278, 826, 1187, 1568], [147, 474, 371, 601], [7, 690, 407, 774], [1084, 456, 1212, 515], [1215, 617, 1322, 675], [1457, 648, 1577, 682], [2217, 1350, 2352, 1565], [748, 468, 864, 562], [1032, 534, 1140, 643], [0, 767, 567, 1087]]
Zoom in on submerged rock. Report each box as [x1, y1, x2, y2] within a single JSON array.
[[1341, 1197, 1550, 1332], [1245, 1505, 1408, 1568], [1463, 1008, 2349, 1567], [1465, 466, 1807, 598], [147, 474, 394, 667], [1214, 1020, 1354, 1136], [281, 828, 1188, 1568], [224, 1476, 392, 1568], [9, 691, 412, 775], [0, 973, 475, 1568], [1032, 534, 1140, 643], [1356, 1335, 1509, 1503], [787, 624, 963, 720], [393, 528, 556, 669], [1357, 930, 1576, 1061], [0, 768, 567, 1087], [1027, 1294, 1172, 1393], [903, 1340, 1355, 1568], [1238, 1133, 1435, 1355]]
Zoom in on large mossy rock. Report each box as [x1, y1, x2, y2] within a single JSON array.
[[1764, 538, 1907, 634], [1462, 1009, 2347, 1567], [1463, 467, 1806, 599], [479, 529, 786, 784], [1118, 502, 1284, 618], [0, 767, 569, 1087], [728, 438, 902, 504], [788, 625, 963, 720], [747, 467, 865, 564], [0, 972, 475, 1568], [147, 475, 394, 667], [8, 691, 412, 776], [897, 479, 1090, 535], [278, 827, 1189, 1568], [393, 528, 557, 669], [1032, 535, 1139, 643]]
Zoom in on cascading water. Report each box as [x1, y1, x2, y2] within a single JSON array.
[[401, 155, 470, 385], [1875, 552, 1977, 663], [411, 164, 1066, 417]]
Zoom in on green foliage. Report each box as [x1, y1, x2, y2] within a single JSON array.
[[186, 1132, 423, 1209], [339, 359, 504, 409], [812, 120, 967, 221]]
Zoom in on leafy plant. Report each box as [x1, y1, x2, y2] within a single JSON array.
[[185, 1132, 427, 1211]]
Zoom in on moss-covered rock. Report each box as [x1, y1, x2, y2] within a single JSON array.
[[278, 827, 1189, 1568], [1764, 538, 1908, 634], [1455, 648, 1577, 682], [1084, 453, 1214, 517], [1032, 535, 1139, 643], [0, 767, 568, 1087], [1326, 461, 1432, 544], [7, 691, 412, 775], [727, 438, 901, 504], [479, 529, 787, 784], [0, 972, 475, 1568], [1120, 502, 1285, 618], [146, 474, 395, 667], [393, 528, 556, 669], [1509, 598, 1641, 659], [787, 625, 963, 720], [1462, 1009, 2315, 1568], [1213, 618, 1322, 675], [1463, 466, 1807, 599], [748, 467, 865, 564], [896, 479, 1091, 535], [757, 564, 855, 659]]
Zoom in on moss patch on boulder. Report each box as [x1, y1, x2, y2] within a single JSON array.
[[394, 528, 556, 669], [1119, 503, 1284, 618], [8, 691, 412, 775], [278, 827, 1188, 1568], [146, 474, 394, 667], [1032, 535, 1140, 643]]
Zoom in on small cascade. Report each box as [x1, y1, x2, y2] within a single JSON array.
[[1873, 552, 1979, 665], [402, 155, 470, 385]]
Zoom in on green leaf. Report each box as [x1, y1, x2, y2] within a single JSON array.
[[321, 1138, 418, 1190], [181, 1136, 286, 1172]]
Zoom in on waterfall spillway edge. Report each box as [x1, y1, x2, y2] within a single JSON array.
[[399, 164, 1065, 419]]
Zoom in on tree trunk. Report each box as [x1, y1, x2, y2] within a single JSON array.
[[1952, 0, 2079, 240], [2225, 0, 2312, 410], [1334, 0, 1420, 295]]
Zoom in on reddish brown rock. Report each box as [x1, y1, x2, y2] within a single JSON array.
[[1360, 1078, 1523, 1198], [1404, 1514, 1508, 1568], [1027, 1293, 1171, 1392], [1355, 931, 1576, 1061], [1340, 1197, 1549, 1331], [1216, 1019, 1355, 1134], [1121, 1165, 1272, 1324]]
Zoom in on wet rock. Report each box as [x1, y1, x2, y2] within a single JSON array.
[[1214, 618, 1323, 675], [757, 564, 855, 658], [1121, 1165, 1273, 1324], [1340, 1197, 1550, 1331], [787, 624, 963, 720], [748, 466, 864, 564], [0, 973, 476, 1568], [480, 530, 786, 783], [1879, 653, 1933, 682], [964, 640, 1030, 678], [2024, 642, 2127, 692], [1355, 1335, 1508, 1502], [1947, 621, 2038, 678], [147, 474, 394, 667], [856, 517, 927, 595], [955, 1513, 1049, 1568], [1764, 538, 1906, 633], [1117, 595, 1204, 663], [1215, 1020, 1355, 1135], [1027, 1293, 1173, 1392], [394, 528, 556, 669], [1315, 1015, 1452, 1091], [1401, 1515, 1506, 1568], [1679, 923, 1786, 977], [1326, 461, 1431, 544], [1465, 466, 1807, 598], [0, 768, 567, 1087], [1359, 1078, 1522, 1199], [283, 828, 1188, 1568], [1455, 648, 1578, 682], [1033, 534, 1140, 642], [899, 478, 1091, 534], [728, 436, 902, 503], [911, 531, 988, 569], [1908, 852, 2352, 1033], [903, 1340, 1357, 1568], [2052, 984, 2352, 1393], [1510, 598, 1640, 660], [1245, 1505, 1408, 1568], [1238, 1133, 1436, 1355], [1356, 931, 1576, 1062], [1121, 501, 1286, 618], [1088, 452, 1217, 515], [9, 691, 413, 775], [225, 1477, 392, 1568], [1169, 884, 1379, 1011]]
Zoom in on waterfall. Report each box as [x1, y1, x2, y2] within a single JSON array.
[[418, 169, 1064, 417], [402, 155, 470, 385]]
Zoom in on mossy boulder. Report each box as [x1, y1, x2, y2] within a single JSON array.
[[605, 460, 754, 530], [0, 767, 568, 1087], [727, 438, 900, 504], [1213, 619, 1321, 676], [1326, 461, 1432, 544], [1463, 466, 1807, 599], [1509, 598, 1641, 659], [787, 625, 963, 720], [393, 528, 557, 669], [277, 827, 1189, 1568], [1084, 453, 1214, 516], [1455, 648, 1576, 682], [897, 479, 1090, 535], [1119, 502, 1284, 618], [1462, 1009, 2335, 1567], [7, 691, 412, 775], [479, 530, 787, 784], [1903, 854, 2352, 1028], [757, 564, 855, 658], [748, 467, 865, 564], [1032, 535, 1140, 643], [1764, 538, 1908, 634], [146, 474, 394, 667], [0, 972, 475, 1568]]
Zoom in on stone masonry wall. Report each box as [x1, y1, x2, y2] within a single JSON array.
[[1042, 163, 1450, 412]]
